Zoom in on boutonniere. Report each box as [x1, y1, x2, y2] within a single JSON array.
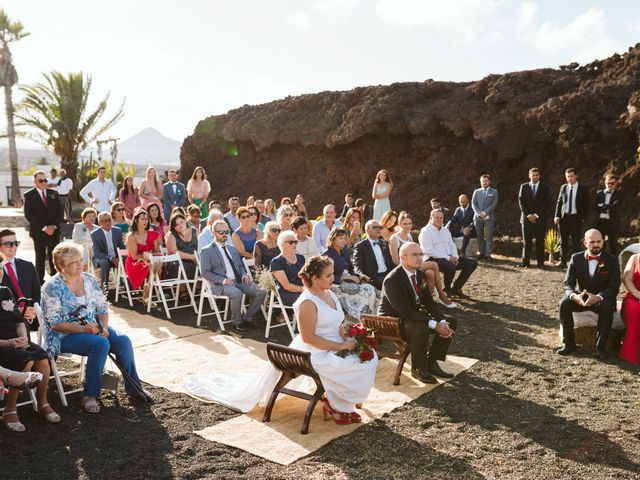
[[50, 192, 58, 200], [420, 278, 429, 293], [598, 262, 605, 269], [1, 299, 15, 311]]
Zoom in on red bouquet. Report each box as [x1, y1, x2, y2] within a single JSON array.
[[336, 323, 378, 362]]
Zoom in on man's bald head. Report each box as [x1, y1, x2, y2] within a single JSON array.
[[458, 194, 469, 207], [583, 228, 604, 255], [399, 242, 424, 270]]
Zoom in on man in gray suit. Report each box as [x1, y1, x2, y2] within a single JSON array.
[[162, 168, 186, 220], [200, 220, 267, 332], [91, 212, 126, 290], [471, 174, 499, 260]]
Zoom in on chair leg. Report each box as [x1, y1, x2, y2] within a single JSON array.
[[197, 290, 205, 327], [280, 306, 296, 339], [301, 386, 324, 435], [265, 293, 275, 338], [262, 372, 291, 423], [394, 347, 411, 386]]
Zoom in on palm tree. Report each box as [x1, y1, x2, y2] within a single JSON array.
[[0, 9, 29, 207], [16, 71, 125, 183]]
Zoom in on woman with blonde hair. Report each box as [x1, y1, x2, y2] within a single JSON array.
[[264, 198, 277, 221], [187, 166, 211, 217], [372, 169, 393, 221], [139, 166, 163, 212], [276, 205, 295, 231]]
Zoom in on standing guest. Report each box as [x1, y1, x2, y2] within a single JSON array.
[[378, 242, 457, 383], [293, 216, 319, 260], [248, 206, 265, 234], [355, 198, 373, 222], [197, 210, 227, 254], [372, 169, 393, 221], [253, 221, 281, 270], [224, 196, 241, 231], [312, 204, 343, 252], [79, 166, 116, 213], [57, 168, 74, 223], [342, 207, 364, 251], [42, 242, 148, 414], [47, 167, 60, 191], [125, 208, 162, 304], [276, 205, 294, 231], [518, 167, 552, 268], [232, 206, 263, 260], [379, 210, 399, 242], [139, 166, 164, 212], [72, 207, 99, 270], [187, 166, 211, 218], [165, 213, 198, 278], [353, 220, 394, 290], [430, 198, 451, 224], [420, 210, 478, 298], [255, 199, 270, 223], [270, 231, 305, 306], [91, 212, 125, 291], [110, 202, 130, 234], [209, 199, 223, 214], [147, 203, 166, 241], [294, 194, 308, 219], [554, 168, 590, 267], [264, 198, 277, 222], [620, 253, 640, 364], [24, 170, 64, 283], [246, 196, 256, 207], [339, 193, 355, 219], [557, 229, 620, 360], [446, 194, 476, 256], [162, 168, 186, 220], [119, 175, 141, 220], [186, 204, 203, 235], [593, 174, 623, 256], [200, 220, 267, 332], [471, 174, 499, 261]]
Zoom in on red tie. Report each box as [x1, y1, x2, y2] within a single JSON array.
[[410, 274, 421, 295], [5, 262, 25, 307], [41, 190, 47, 205], [587, 255, 599, 261]]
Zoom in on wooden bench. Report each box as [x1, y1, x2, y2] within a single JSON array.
[[262, 343, 325, 435], [362, 314, 409, 385]]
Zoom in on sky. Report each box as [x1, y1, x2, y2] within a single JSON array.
[[1, 0, 639, 145]]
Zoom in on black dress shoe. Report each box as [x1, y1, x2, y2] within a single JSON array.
[[556, 344, 577, 355], [450, 289, 469, 299], [427, 362, 454, 379], [595, 349, 609, 361], [234, 322, 248, 332], [243, 321, 258, 329], [516, 263, 530, 268], [411, 368, 438, 384]]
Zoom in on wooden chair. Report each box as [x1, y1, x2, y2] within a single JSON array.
[[362, 314, 409, 386], [262, 343, 325, 435]]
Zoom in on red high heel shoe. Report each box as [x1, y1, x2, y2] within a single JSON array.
[[321, 398, 352, 425], [350, 411, 362, 423]]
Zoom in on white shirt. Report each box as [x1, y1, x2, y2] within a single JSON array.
[[401, 265, 443, 329], [368, 238, 388, 273], [103, 228, 115, 258], [312, 218, 343, 251], [567, 182, 578, 215], [587, 252, 600, 277], [600, 189, 614, 219], [224, 212, 240, 231], [79, 178, 116, 212], [47, 176, 59, 191], [419, 223, 458, 260], [3, 258, 19, 282], [215, 241, 236, 280], [296, 236, 320, 260], [58, 177, 73, 195]]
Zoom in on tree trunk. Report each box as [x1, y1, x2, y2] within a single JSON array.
[[60, 153, 78, 191], [4, 83, 21, 207]]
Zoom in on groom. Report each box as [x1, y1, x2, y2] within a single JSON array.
[[378, 242, 457, 383]]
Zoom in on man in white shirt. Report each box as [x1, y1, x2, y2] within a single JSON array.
[[224, 196, 241, 231], [420, 210, 478, 298], [312, 204, 343, 251], [57, 168, 74, 223], [47, 168, 60, 191], [79, 166, 116, 213], [292, 215, 319, 259]]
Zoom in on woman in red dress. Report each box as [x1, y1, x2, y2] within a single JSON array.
[[620, 253, 640, 364], [125, 208, 161, 304]]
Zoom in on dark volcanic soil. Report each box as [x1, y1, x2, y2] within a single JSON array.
[[3, 257, 640, 480]]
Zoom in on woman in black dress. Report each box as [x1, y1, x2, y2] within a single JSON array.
[[0, 255, 60, 431], [270, 231, 305, 306]]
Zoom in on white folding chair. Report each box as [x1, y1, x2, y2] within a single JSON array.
[[115, 248, 144, 306], [147, 253, 197, 318], [264, 271, 296, 339], [194, 252, 233, 329]]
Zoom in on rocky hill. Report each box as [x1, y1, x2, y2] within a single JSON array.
[[181, 45, 640, 236]]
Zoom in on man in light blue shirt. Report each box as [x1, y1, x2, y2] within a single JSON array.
[[312, 204, 343, 251]]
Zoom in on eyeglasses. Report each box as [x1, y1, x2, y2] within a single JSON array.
[[404, 252, 424, 258], [215, 229, 230, 235], [270, 228, 282, 233], [0, 241, 20, 247], [370, 226, 382, 230], [239, 214, 251, 219], [284, 240, 299, 245]]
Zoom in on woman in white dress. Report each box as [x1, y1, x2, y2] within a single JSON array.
[[184, 255, 378, 425], [372, 169, 393, 221]]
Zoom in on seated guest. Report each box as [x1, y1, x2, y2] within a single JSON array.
[[419, 210, 478, 298], [379, 210, 399, 242], [355, 198, 372, 222], [186, 204, 203, 235], [209, 199, 223, 214], [0, 253, 59, 431], [430, 197, 451, 224], [147, 203, 166, 242], [620, 253, 640, 364], [110, 202, 131, 234], [446, 194, 476, 256], [293, 194, 308, 219], [200, 220, 267, 332], [353, 220, 394, 290], [343, 207, 364, 251], [312, 204, 343, 251], [91, 212, 126, 291], [232, 206, 263, 260], [254, 199, 269, 223], [557, 229, 620, 360], [339, 193, 354, 220], [246, 195, 256, 207], [125, 208, 162, 304], [270, 231, 305, 306], [198, 209, 225, 254], [378, 242, 457, 383], [72, 207, 99, 270], [292, 216, 319, 260], [389, 211, 413, 265], [324, 228, 379, 320], [165, 212, 198, 278], [278, 197, 292, 216], [253, 221, 281, 269], [247, 205, 265, 233], [263, 198, 277, 222], [224, 196, 241, 231], [42, 242, 148, 414], [276, 205, 294, 231]]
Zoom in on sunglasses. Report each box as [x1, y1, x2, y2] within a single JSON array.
[[215, 229, 230, 235], [0, 241, 20, 247], [370, 226, 382, 230], [270, 228, 282, 233], [283, 213, 293, 217], [239, 215, 251, 219], [37, 179, 47, 184], [116, 208, 125, 212], [284, 240, 299, 245]]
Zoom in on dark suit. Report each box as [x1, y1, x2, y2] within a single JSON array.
[[446, 206, 476, 254], [339, 203, 354, 219], [518, 182, 551, 266], [555, 182, 589, 263], [1, 258, 41, 331], [162, 181, 186, 220], [91, 227, 125, 288], [23, 187, 64, 283], [592, 189, 623, 255], [378, 266, 457, 369], [353, 237, 394, 289], [559, 251, 620, 350]]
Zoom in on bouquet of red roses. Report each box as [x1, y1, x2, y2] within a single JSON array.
[[336, 323, 378, 362]]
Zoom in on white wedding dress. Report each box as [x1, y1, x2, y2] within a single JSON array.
[[184, 290, 378, 413]]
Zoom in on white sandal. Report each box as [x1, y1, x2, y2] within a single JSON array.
[[81, 396, 101, 414], [38, 403, 61, 423], [3, 411, 25, 432]]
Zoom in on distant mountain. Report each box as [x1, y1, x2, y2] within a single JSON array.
[[117, 127, 181, 166]]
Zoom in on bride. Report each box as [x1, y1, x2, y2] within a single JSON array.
[[185, 255, 378, 424]]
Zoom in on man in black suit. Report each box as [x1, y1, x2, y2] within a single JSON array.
[[378, 242, 457, 383], [446, 194, 476, 255], [339, 193, 354, 219], [0, 229, 41, 330], [554, 167, 590, 267], [353, 220, 394, 289], [593, 174, 623, 255], [518, 167, 552, 268], [23, 170, 64, 283], [91, 212, 126, 290], [557, 229, 620, 360]]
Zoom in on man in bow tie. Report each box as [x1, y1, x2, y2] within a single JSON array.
[[162, 168, 186, 220], [353, 220, 394, 289], [557, 229, 620, 360]]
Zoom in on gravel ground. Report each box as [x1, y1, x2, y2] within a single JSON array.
[[2, 256, 640, 480]]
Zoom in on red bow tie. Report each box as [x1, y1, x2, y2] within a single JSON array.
[[587, 255, 600, 261]]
